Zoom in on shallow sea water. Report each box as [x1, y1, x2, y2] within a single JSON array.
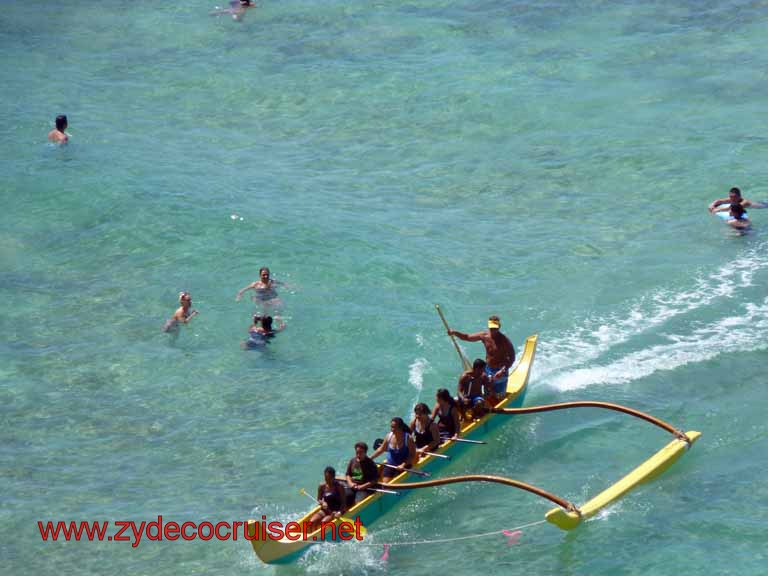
[[2, 1, 767, 574]]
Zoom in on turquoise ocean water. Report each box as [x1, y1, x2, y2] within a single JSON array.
[[2, 1, 767, 574]]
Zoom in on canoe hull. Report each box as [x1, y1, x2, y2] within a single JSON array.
[[249, 334, 539, 564]]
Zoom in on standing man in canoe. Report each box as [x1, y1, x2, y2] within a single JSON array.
[[448, 315, 515, 396]]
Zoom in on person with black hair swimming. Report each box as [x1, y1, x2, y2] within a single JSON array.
[[243, 314, 285, 348], [210, 0, 256, 21], [709, 186, 767, 214], [48, 115, 69, 144], [370, 417, 416, 479], [726, 202, 751, 231]]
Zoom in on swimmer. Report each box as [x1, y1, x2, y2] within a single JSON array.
[[235, 267, 285, 306], [48, 115, 69, 144], [726, 202, 751, 231], [163, 292, 198, 332], [242, 314, 285, 348], [709, 187, 767, 213], [210, 0, 256, 20]]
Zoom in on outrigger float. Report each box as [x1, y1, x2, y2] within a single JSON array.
[[248, 310, 700, 565]]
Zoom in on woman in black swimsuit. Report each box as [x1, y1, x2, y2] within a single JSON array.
[[409, 403, 439, 458], [431, 389, 460, 443], [308, 466, 346, 531]]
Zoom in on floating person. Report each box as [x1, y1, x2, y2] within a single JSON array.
[[725, 202, 751, 231], [448, 315, 516, 396], [409, 403, 439, 458], [210, 0, 256, 21], [370, 417, 416, 480], [709, 186, 767, 214], [48, 115, 69, 144], [344, 442, 379, 504], [242, 314, 285, 348], [307, 466, 347, 531], [236, 267, 285, 310], [163, 292, 198, 332]]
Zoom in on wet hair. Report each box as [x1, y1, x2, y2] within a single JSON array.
[[252, 314, 263, 324], [436, 388, 455, 406], [259, 266, 270, 276], [729, 187, 742, 198], [55, 115, 67, 130], [179, 291, 191, 303], [261, 315, 274, 332], [391, 417, 410, 433], [354, 441, 368, 452], [324, 466, 336, 477], [730, 202, 746, 219], [472, 358, 487, 371], [414, 402, 430, 415]]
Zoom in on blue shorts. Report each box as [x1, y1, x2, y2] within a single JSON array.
[[485, 366, 508, 395]]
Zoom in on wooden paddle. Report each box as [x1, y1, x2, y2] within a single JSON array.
[[435, 304, 472, 371], [335, 478, 400, 495]]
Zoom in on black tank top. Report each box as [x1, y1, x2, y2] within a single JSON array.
[[437, 404, 457, 438], [321, 482, 342, 512], [413, 419, 434, 449]]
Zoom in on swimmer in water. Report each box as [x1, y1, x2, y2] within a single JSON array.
[[48, 115, 69, 144], [163, 292, 198, 332], [709, 187, 767, 213], [210, 0, 256, 20], [236, 267, 285, 307], [726, 202, 751, 231], [242, 314, 286, 348]]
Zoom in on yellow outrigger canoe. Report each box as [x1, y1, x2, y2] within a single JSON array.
[[247, 332, 700, 564], [248, 334, 540, 564]]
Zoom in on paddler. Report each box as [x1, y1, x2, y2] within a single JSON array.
[[370, 417, 416, 480], [344, 442, 379, 504], [431, 389, 460, 442], [448, 315, 515, 396], [456, 358, 493, 418], [409, 403, 440, 457], [308, 466, 347, 531]]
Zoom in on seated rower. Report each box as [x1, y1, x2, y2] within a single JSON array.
[[431, 389, 460, 443], [456, 359, 492, 420], [344, 442, 379, 504], [308, 466, 346, 532], [370, 417, 416, 480], [409, 403, 440, 458], [727, 202, 751, 231]]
